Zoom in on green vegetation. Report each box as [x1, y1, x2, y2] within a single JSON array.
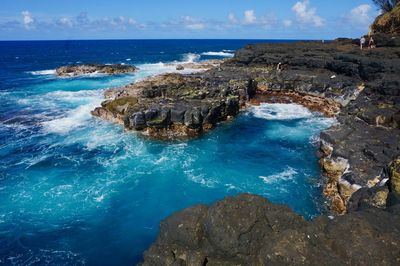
[[373, 0, 399, 13], [105, 97, 138, 113]]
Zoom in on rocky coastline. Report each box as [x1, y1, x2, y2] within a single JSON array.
[[81, 19, 400, 263], [133, 36, 399, 264], [92, 36, 400, 212]]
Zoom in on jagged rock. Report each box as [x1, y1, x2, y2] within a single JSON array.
[[176, 65, 184, 70], [56, 64, 138, 77], [389, 158, 400, 196], [126, 112, 146, 130], [140, 194, 400, 266], [184, 108, 203, 129]]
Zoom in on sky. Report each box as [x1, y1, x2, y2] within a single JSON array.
[[0, 0, 380, 40]]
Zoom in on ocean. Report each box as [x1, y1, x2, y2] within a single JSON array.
[[0, 40, 334, 265]]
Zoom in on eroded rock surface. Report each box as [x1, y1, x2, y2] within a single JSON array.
[[141, 194, 400, 266], [56, 64, 138, 77]]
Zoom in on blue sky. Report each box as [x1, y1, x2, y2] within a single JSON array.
[[0, 0, 379, 40]]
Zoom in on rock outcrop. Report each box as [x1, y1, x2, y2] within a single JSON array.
[[55, 64, 138, 77], [91, 72, 256, 138], [141, 194, 400, 266], [371, 2, 400, 35]]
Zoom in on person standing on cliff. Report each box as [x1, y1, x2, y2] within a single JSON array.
[[360, 36, 366, 50], [277, 62, 282, 74], [369, 36, 375, 49]]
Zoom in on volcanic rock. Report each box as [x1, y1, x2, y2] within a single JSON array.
[[140, 194, 400, 266], [55, 64, 138, 77]]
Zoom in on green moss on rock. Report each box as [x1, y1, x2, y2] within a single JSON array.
[[105, 97, 138, 114]]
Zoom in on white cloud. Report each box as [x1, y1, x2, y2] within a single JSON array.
[[243, 10, 257, 25], [283, 19, 293, 27], [349, 4, 372, 25], [228, 13, 238, 24], [21, 11, 34, 29], [292, 0, 324, 27], [182, 16, 205, 30], [57, 17, 73, 27], [128, 18, 137, 25], [186, 23, 204, 30]]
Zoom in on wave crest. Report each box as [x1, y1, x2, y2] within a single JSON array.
[[182, 53, 201, 63], [201, 51, 234, 57], [28, 69, 56, 76]]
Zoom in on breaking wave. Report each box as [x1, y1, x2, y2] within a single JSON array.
[[28, 69, 56, 76], [182, 53, 201, 63], [201, 51, 234, 57]]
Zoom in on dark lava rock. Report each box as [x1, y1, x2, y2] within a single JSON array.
[[55, 64, 138, 77], [140, 194, 400, 266]]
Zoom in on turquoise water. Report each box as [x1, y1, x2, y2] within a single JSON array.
[[0, 40, 334, 265]]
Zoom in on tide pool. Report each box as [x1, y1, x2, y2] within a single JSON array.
[[0, 40, 334, 265]]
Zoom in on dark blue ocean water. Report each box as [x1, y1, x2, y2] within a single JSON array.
[[0, 40, 334, 265]]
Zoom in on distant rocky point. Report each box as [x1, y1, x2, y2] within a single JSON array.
[[55, 64, 138, 77]]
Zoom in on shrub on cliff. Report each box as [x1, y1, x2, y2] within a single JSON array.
[[373, 0, 399, 12], [371, 1, 400, 34]]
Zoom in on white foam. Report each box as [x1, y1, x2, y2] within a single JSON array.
[[41, 90, 102, 134], [136, 61, 207, 77], [126, 58, 131, 61], [45, 90, 101, 103], [28, 69, 56, 76], [42, 104, 96, 134], [259, 167, 298, 185], [184, 169, 216, 188], [250, 103, 313, 120], [201, 51, 234, 57], [182, 53, 201, 63]]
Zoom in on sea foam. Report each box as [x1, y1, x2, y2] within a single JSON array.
[[41, 90, 103, 134], [259, 167, 298, 185], [182, 53, 201, 63], [250, 103, 313, 120], [28, 69, 56, 76], [201, 51, 234, 57]]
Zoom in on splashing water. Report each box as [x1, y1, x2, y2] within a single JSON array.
[[0, 40, 334, 265]]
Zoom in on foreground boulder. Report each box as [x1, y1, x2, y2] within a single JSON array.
[[55, 64, 138, 77], [140, 194, 400, 266]]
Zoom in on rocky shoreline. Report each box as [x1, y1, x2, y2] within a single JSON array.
[[80, 30, 400, 263], [92, 36, 400, 213]]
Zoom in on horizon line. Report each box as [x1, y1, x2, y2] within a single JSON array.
[[0, 37, 336, 42]]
